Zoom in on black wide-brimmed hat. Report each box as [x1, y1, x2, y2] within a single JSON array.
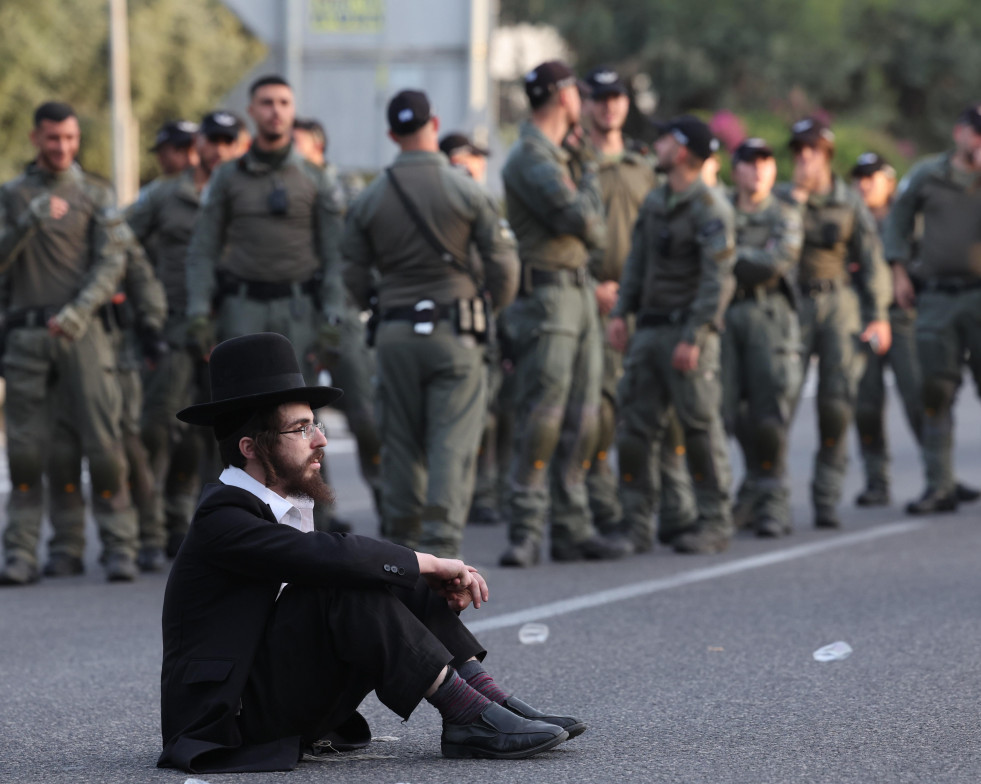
[[177, 333, 342, 427]]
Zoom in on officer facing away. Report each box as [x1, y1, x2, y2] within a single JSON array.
[[342, 90, 519, 558]]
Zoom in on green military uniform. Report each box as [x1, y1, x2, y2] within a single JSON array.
[[0, 162, 135, 582], [883, 152, 981, 504], [589, 146, 696, 538], [613, 177, 736, 552], [126, 168, 207, 554], [342, 150, 518, 557], [500, 121, 611, 561], [722, 191, 804, 534], [780, 176, 891, 525], [853, 211, 922, 503], [185, 143, 346, 366]]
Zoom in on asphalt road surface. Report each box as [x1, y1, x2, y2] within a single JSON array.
[[2, 370, 980, 784]]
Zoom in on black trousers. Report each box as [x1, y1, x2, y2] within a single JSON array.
[[239, 577, 485, 747]]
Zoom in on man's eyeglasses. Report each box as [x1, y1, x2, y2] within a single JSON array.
[[278, 422, 327, 440]]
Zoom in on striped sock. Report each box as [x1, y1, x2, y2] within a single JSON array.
[[456, 659, 509, 705], [426, 669, 491, 725]]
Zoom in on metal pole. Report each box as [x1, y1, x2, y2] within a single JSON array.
[[468, 0, 491, 147], [285, 0, 304, 110], [109, 0, 138, 205]]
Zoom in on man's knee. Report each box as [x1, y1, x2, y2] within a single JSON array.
[[922, 376, 957, 417]]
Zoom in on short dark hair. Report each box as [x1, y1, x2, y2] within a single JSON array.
[[249, 75, 291, 97], [294, 118, 327, 151], [34, 102, 76, 128], [216, 406, 284, 486]]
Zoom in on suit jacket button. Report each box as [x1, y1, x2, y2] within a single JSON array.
[[398, 567, 406, 576], [384, 564, 391, 572]]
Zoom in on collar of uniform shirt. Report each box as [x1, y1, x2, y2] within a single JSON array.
[[219, 466, 315, 534]]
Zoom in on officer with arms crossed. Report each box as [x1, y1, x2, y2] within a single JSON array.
[[608, 116, 736, 554], [0, 101, 136, 584], [342, 90, 519, 558]]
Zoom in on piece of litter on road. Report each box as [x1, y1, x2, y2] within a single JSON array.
[[184, 779, 212, 784], [707, 646, 725, 652], [813, 641, 853, 662], [371, 735, 400, 742], [518, 622, 549, 644]]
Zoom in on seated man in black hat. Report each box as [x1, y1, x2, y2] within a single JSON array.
[[158, 332, 584, 773]]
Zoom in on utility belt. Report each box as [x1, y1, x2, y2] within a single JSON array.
[[6, 305, 64, 331], [799, 278, 841, 296], [731, 281, 783, 304], [918, 276, 981, 294], [519, 265, 587, 295], [218, 272, 318, 302], [636, 307, 691, 329], [380, 297, 491, 342]]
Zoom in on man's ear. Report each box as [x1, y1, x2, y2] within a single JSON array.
[[238, 436, 257, 460]]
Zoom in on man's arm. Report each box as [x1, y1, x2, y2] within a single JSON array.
[[505, 152, 606, 249], [340, 194, 377, 311], [733, 199, 804, 287], [185, 166, 230, 319], [469, 188, 519, 311], [850, 195, 891, 324], [882, 160, 929, 267], [122, 224, 168, 334], [51, 197, 129, 339], [683, 199, 736, 347], [0, 185, 49, 273], [124, 181, 163, 245], [313, 165, 347, 320]]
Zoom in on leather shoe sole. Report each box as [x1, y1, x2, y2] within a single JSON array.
[[442, 702, 568, 759], [503, 696, 587, 739]]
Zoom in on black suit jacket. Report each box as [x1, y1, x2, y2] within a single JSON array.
[[157, 483, 419, 773]]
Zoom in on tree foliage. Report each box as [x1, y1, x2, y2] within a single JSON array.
[[500, 0, 981, 154], [0, 0, 264, 185]]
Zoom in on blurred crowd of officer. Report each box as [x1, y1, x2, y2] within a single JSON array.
[[1, 60, 980, 585]]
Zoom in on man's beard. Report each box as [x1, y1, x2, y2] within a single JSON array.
[[270, 447, 334, 505]]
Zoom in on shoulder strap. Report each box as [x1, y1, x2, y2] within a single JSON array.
[[385, 167, 482, 287]]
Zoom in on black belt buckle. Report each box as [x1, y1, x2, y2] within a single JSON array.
[[413, 300, 437, 335]]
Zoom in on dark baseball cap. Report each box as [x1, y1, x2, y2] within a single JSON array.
[[788, 117, 836, 150], [665, 115, 719, 161], [956, 105, 981, 133], [200, 111, 243, 140], [584, 66, 628, 99], [524, 60, 579, 108], [439, 132, 490, 159], [732, 137, 774, 164], [849, 152, 888, 178], [387, 90, 432, 135], [150, 120, 198, 151]]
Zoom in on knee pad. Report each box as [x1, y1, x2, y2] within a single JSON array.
[[817, 399, 851, 445], [753, 417, 785, 471], [7, 447, 44, 490], [922, 377, 957, 417], [616, 432, 651, 488], [854, 406, 885, 447], [595, 396, 616, 454], [86, 451, 127, 497]]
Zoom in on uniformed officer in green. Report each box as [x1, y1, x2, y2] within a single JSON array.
[[184, 75, 346, 374], [581, 66, 697, 544], [127, 111, 242, 559], [342, 90, 519, 558], [883, 106, 981, 515], [499, 60, 634, 567], [292, 115, 383, 520], [608, 115, 736, 554], [722, 138, 804, 537], [0, 102, 137, 584], [149, 120, 199, 178], [783, 117, 893, 529]]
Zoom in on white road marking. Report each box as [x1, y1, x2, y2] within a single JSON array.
[[466, 520, 927, 633]]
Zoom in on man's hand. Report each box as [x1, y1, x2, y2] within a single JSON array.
[[185, 315, 216, 361], [313, 320, 342, 371], [29, 194, 70, 223], [672, 340, 700, 372], [48, 196, 69, 220], [48, 303, 87, 341], [861, 319, 892, 356], [595, 280, 619, 317], [892, 264, 916, 310], [417, 553, 489, 612], [606, 316, 628, 353]]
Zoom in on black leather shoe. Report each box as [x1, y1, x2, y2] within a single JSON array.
[[855, 485, 890, 507], [673, 527, 730, 554], [105, 552, 138, 583], [137, 547, 167, 573], [906, 488, 959, 516], [499, 539, 540, 568], [441, 702, 568, 759], [551, 534, 634, 562], [42, 553, 84, 577], [0, 557, 40, 586], [956, 482, 981, 504], [503, 696, 587, 739]]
